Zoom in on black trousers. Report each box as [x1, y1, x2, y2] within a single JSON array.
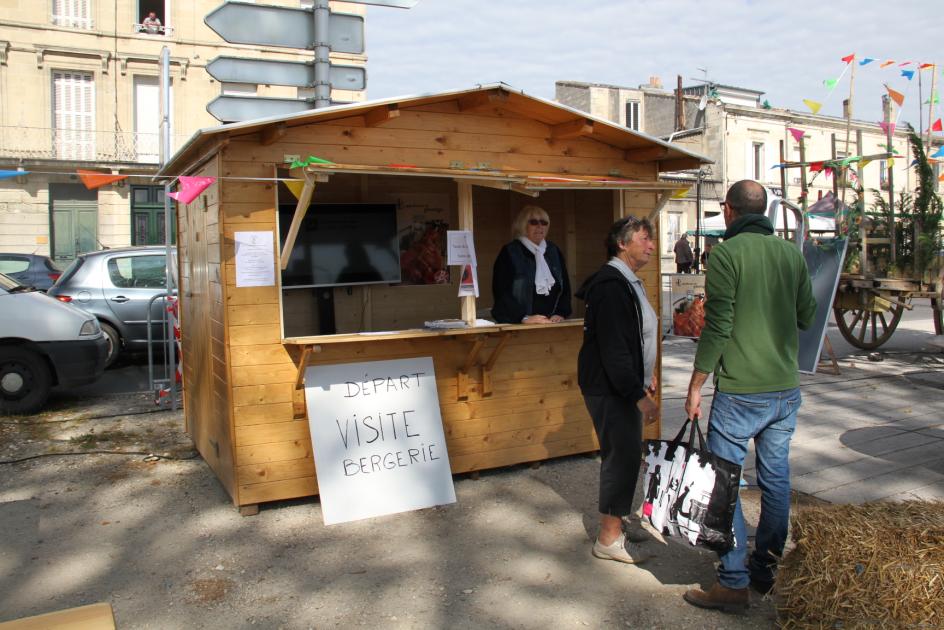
[[584, 394, 643, 516]]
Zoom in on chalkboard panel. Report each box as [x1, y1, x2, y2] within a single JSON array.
[[798, 237, 848, 374]]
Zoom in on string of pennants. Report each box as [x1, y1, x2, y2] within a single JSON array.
[[804, 54, 941, 134]]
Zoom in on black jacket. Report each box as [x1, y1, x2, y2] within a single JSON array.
[[491, 239, 572, 323], [576, 264, 646, 404]]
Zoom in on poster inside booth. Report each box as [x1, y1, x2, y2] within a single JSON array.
[[666, 274, 706, 338], [305, 357, 456, 525]]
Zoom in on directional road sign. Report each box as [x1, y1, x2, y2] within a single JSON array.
[[206, 57, 366, 91], [205, 2, 364, 54], [206, 94, 352, 123]]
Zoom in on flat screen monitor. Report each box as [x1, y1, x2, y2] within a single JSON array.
[[278, 202, 401, 289]]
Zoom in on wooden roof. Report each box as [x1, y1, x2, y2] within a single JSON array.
[[161, 83, 711, 176]]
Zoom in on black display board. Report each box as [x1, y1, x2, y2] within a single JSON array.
[[798, 237, 848, 373]]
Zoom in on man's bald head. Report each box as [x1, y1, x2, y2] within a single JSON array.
[[725, 180, 767, 216]]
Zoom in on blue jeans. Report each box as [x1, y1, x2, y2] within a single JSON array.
[[706, 387, 800, 589]]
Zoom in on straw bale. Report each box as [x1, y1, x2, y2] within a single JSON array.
[[777, 501, 944, 629]]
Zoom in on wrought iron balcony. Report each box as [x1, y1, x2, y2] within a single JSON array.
[[0, 126, 189, 165]]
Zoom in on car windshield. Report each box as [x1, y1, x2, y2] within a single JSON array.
[[0, 272, 27, 292]]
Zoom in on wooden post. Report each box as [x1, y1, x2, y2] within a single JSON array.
[[885, 96, 896, 266], [840, 61, 856, 222], [799, 135, 809, 218], [831, 133, 839, 203], [457, 181, 476, 325], [928, 65, 938, 151], [779, 140, 789, 236]]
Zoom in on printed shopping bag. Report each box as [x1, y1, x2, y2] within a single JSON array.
[[642, 419, 696, 535], [673, 420, 741, 553]]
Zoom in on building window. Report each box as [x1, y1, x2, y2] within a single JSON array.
[[135, 0, 170, 35], [52, 70, 95, 161], [52, 0, 93, 29], [625, 100, 640, 131], [134, 75, 172, 162], [879, 160, 889, 190], [751, 142, 765, 181]]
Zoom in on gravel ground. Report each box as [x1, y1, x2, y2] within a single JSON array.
[[0, 393, 800, 629]]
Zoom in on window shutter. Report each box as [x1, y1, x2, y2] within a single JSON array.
[[53, 71, 95, 160]]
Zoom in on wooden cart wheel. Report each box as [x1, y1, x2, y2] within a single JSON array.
[[833, 300, 905, 350]]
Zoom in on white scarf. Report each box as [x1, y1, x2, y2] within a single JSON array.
[[517, 236, 555, 296]]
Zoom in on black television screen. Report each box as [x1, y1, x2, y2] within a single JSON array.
[[278, 202, 401, 289]]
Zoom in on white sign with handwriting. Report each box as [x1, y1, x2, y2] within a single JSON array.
[[305, 357, 456, 525]]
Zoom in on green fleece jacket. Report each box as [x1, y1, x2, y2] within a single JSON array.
[[694, 214, 817, 393]]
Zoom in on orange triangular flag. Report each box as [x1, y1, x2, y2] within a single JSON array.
[[885, 85, 905, 107], [919, 63, 935, 70], [880, 60, 895, 68], [77, 169, 128, 190], [803, 99, 822, 114]]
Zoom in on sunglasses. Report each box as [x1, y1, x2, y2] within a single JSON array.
[[528, 218, 549, 226]]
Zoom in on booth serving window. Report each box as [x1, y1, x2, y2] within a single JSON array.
[[274, 170, 620, 340]]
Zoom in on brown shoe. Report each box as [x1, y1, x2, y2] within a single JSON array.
[[683, 583, 749, 613]]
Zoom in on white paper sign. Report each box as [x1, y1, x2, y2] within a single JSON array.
[[304, 357, 456, 525], [457, 263, 479, 298], [447, 230, 477, 266], [234, 231, 275, 287]]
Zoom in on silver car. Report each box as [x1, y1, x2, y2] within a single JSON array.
[[47, 246, 177, 367]]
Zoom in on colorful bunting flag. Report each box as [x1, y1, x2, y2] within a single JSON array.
[[887, 157, 895, 168], [168, 176, 216, 205], [926, 91, 940, 105], [859, 158, 871, 170], [899, 61, 913, 67], [885, 85, 905, 107], [879, 121, 896, 136], [284, 179, 306, 200], [901, 69, 915, 81], [919, 63, 935, 70], [932, 146, 944, 158], [788, 127, 805, 143], [931, 119, 942, 133], [0, 170, 28, 180], [859, 58, 875, 66], [840, 156, 861, 167], [841, 53, 855, 64], [809, 161, 824, 173], [288, 155, 336, 169], [77, 169, 128, 190], [803, 99, 822, 114], [824, 78, 839, 90], [880, 60, 896, 68], [671, 188, 689, 199]]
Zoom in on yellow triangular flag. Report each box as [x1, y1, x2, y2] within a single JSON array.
[[887, 157, 895, 168], [859, 158, 871, 170], [284, 179, 305, 201], [803, 99, 822, 114], [671, 188, 689, 199]]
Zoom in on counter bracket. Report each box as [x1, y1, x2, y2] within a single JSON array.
[[481, 331, 512, 397], [457, 336, 486, 401], [294, 344, 322, 389]]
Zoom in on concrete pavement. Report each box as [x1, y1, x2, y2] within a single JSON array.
[[659, 306, 944, 504]]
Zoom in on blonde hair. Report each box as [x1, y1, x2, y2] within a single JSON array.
[[511, 205, 550, 238]]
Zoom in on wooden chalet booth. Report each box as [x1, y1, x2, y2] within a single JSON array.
[[160, 85, 709, 513]]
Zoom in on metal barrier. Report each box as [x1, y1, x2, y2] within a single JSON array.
[[146, 291, 179, 410]]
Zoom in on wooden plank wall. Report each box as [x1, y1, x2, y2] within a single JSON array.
[[177, 156, 237, 498]]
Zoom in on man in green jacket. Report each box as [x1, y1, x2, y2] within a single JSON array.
[[683, 180, 817, 613]]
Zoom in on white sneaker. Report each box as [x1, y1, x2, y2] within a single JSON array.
[[592, 533, 652, 564]]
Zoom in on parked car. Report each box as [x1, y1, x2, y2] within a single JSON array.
[[0, 253, 62, 291], [48, 246, 177, 367], [0, 272, 107, 415]]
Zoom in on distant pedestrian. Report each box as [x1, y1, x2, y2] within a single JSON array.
[[576, 216, 659, 566], [683, 180, 816, 613], [674, 235, 694, 273]]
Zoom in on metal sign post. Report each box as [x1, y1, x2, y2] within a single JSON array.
[[204, 0, 417, 120], [159, 46, 178, 411]]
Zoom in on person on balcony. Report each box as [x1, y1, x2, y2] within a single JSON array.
[[142, 12, 162, 34]]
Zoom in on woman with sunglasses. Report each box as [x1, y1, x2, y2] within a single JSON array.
[[491, 205, 572, 324]]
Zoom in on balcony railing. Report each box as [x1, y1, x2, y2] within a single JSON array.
[[0, 126, 189, 164], [133, 23, 176, 37], [51, 14, 94, 29]]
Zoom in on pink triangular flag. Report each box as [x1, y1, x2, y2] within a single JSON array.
[[879, 121, 896, 136], [788, 127, 805, 143], [168, 176, 216, 204]]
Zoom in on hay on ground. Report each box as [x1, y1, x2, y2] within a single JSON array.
[[777, 500, 944, 629]]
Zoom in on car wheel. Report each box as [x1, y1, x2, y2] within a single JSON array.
[[100, 322, 121, 368], [0, 347, 53, 415]]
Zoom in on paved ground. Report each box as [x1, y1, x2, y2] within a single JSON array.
[[1, 304, 942, 628]]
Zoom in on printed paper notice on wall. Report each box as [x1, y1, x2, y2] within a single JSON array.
[[446, 230, 477, 266], [304, 357, 456, 525], [234, 231, 275, 287]]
